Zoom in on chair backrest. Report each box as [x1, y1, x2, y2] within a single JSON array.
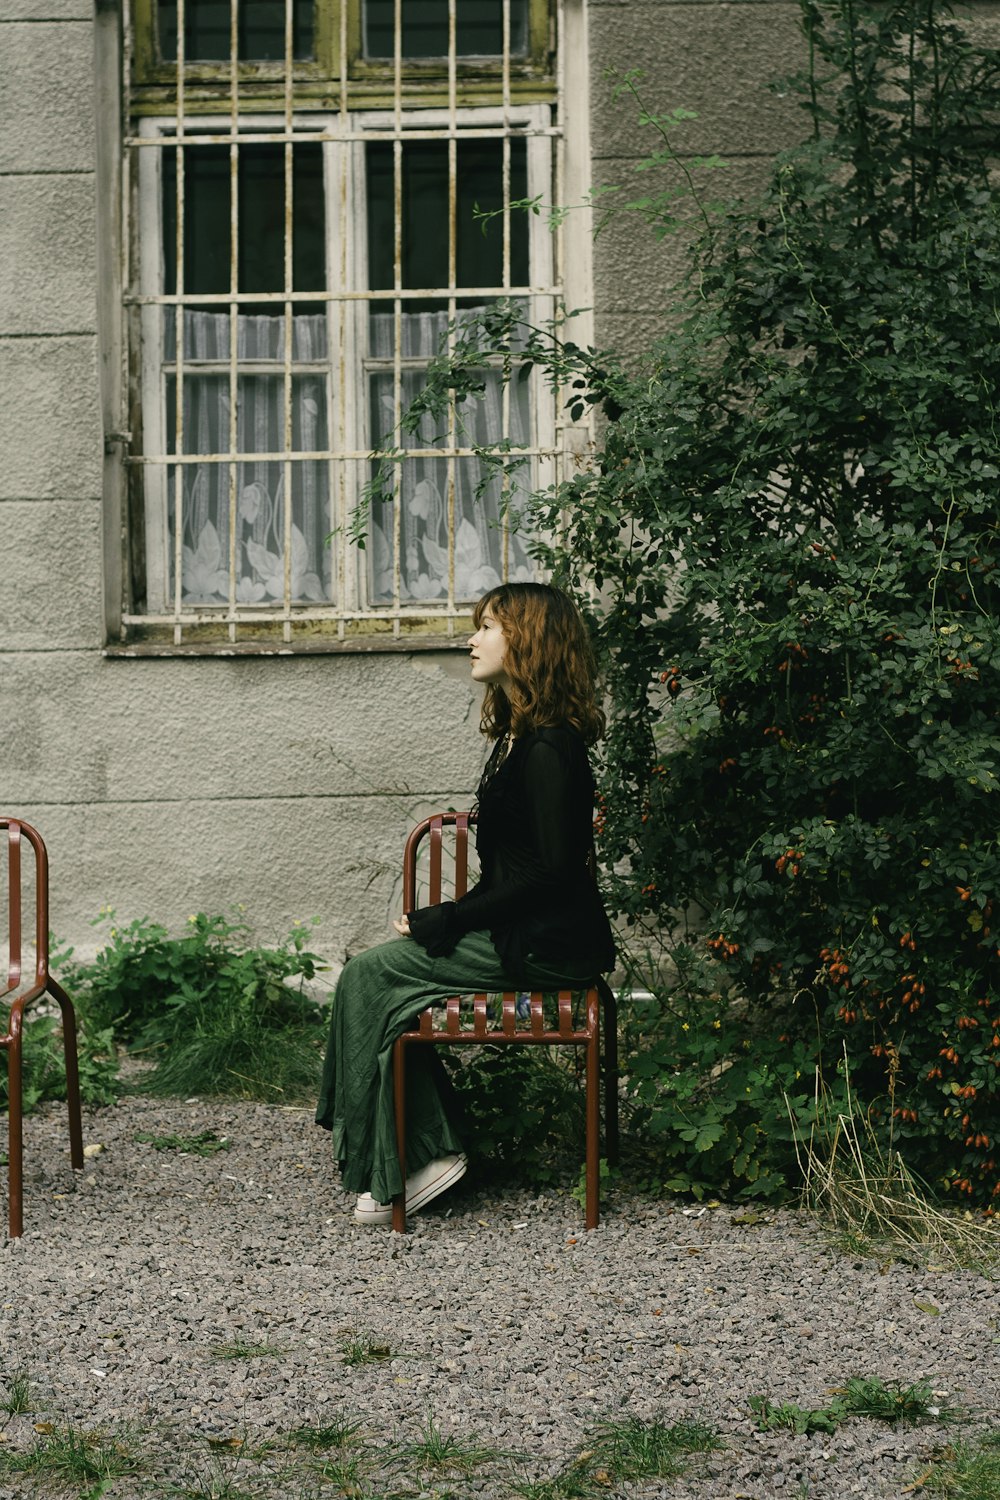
[[402, 810, 599, 911], [2, 819, 49, 997], [402, 812, 476, 910]]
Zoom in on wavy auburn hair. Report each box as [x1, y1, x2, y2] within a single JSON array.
[[474, 583, 605, 745]]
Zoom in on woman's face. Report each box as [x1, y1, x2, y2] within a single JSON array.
[[468, 606, 509, 688]]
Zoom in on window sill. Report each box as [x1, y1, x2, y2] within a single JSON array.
[[103, 634, 473, 658]]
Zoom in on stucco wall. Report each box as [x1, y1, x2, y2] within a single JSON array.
[[2, 0, 810, 965], [589, 0, 808, 366]]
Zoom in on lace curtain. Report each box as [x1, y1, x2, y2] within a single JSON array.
[[166, 307, 533, 607], [368, 308, 534, 603], [166, 310, 330, 605]]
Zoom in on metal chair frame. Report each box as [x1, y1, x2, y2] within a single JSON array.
[[2, 819, 84, 1237], [392, 811, 618, 1233]]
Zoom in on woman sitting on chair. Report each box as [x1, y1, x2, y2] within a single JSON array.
[[316, 581, 615, 1225]]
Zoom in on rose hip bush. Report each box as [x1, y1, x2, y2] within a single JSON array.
[[394, 1, 1000, 1206], [586, 0, 1000, 1208]]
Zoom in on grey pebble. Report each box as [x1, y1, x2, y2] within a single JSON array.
[[2, 1093, 997, 1500]]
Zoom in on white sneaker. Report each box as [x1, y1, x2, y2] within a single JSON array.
[[353, 1153, 467, 1226]]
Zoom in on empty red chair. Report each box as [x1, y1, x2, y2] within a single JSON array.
[[2, 819, 84, 1237]]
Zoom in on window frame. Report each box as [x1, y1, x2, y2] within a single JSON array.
[[106, 0, 593, 653], [130, 102, 555, 634], [131, 0, 553, 96]]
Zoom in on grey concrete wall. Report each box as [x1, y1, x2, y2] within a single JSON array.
[[588, 0, 808, 366]]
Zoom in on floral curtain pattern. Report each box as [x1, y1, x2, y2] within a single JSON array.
[[368, 308, 534, 603], [167, 310, 330, 606]]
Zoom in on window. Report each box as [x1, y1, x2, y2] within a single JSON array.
[[120, 0, 573, 648]]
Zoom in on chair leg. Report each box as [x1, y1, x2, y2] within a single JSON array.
[[391, 1037, 407, 1233], [49, 978, 84, 1171], [598, 979, 620, 1168], [585, 1011, 600, 1230], [6, 1033, 24, 1239]]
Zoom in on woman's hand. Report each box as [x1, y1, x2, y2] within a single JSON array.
[[392, 915, 411, 937]]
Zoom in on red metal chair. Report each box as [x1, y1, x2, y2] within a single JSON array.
[[392, 811, 618, 1233], [2, 819, 84, 1237]]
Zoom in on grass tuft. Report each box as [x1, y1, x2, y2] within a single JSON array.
[[210, 1340, 287, 1360], [838, 1376, 955, 1425], [0, 1423, 143, 1489], [588, 1415, 722, 1480], [391, 1416, 505, 1474], [917, 1430, 1000, 1498], [340, 1334, 393, 1367], [509, 1460, 599, 1500], [286, 1416, 364, 1451], [0, 1366, 34, 1416], [136, 1129, 231, 1155], [794, 1071, 1000, 1272]]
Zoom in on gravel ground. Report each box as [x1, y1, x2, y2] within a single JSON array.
[[1, 1094, 997, 1500]]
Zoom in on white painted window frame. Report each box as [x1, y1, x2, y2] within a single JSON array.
[[134, 102, 557, 629]]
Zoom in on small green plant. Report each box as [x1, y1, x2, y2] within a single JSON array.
[[0, 1423, 143, 1494], [588, 1416, 722, 1480], [838, 1376, 953, 1424], [136, 1129, 231, 1155], [60, 910, 325, 1103], [0, 1366, 34, 1416], [919, 1429, 1000, 1498], [340, 1334, 393, 1366], [0, 1010, 121, 1116], [163, 1465, 257, 1500], [750, 1396, 844, 1436], [312, 1452, 371, 1492], [510, 1460, 599, 1500], [751, 1377, 956, 1437], [286, 1416, 363, 1451], [210, 1340, 287, 1360], [570, 1157, 615, 1209], [393, 1416, 505, 1474]]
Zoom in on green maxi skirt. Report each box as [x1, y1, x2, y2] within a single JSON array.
[[315, 928, 593, 1206]]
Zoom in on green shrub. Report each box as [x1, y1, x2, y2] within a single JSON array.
[[0, 1011, 120, 1116], [443, 1046, 588, 1188], [61, 912, 326, 1103]]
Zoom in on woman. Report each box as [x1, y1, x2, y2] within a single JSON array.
[[316, 582, 615, 1225]]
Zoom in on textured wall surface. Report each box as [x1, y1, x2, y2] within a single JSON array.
[[2, 0, 818, 961], [589, 0, 807, 366]]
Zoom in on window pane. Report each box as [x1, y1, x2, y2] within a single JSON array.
[[364, 0, 529, 59], [366, 138, 527, 292], [368, 346, 534, 604], [163, 142, 325, 299], [158, 0, 315, 62], [166, 376, 331, 604]]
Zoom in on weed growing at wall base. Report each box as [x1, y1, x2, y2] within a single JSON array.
[[58, 911, 326, 1104]]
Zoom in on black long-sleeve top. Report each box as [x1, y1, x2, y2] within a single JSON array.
[[406, 724, 616, 981]]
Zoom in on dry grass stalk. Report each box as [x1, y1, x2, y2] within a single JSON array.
[[791, 1068, 1000, 1271]]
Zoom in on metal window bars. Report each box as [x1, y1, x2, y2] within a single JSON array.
[[121, 0, 568, 647]]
